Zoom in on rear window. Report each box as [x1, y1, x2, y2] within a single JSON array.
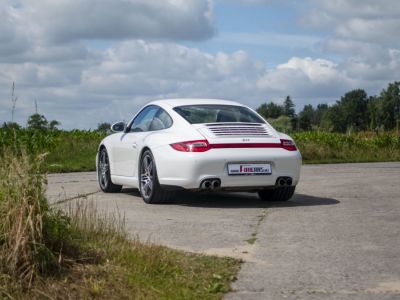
[[173, 105, 265, 124]]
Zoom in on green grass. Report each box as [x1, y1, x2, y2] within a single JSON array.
[[3, 237, 239, 299], [0, 128, 105, 172], [45, 131, 104, 172], [0, 149, 240, 299], [293, 131, 400, 164]]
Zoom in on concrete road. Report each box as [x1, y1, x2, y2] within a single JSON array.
[[47, 163, 400, 300]]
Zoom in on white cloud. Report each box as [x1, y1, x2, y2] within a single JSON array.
[[82, 41, 266, 94], [17, 0, 215, 43], [305, 0, 400, 47], [257, 57, 353, 101], [335, 18, 400, 46], [0, 40, 268, 128]]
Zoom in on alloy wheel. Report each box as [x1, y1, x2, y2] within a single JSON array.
[[98, 150, 109, 189], [140, 154, 154, 199]]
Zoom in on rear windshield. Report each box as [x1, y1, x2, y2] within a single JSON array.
[[173, 105, 265, 124]]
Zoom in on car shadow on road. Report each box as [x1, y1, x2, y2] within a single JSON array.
[[122, 188, 340, 208], [171, 192, 340, 208]]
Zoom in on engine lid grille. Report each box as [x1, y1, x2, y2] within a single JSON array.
[[205, 123, 270, 137]]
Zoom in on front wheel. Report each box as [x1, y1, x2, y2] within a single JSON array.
[[258, 186, 296, 201], [139, 150, 174, 204], [98, 148, 122, 193]]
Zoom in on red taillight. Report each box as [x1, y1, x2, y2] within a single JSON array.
[[170, 139, 296, 152], [170, 140, 211, 152], [280, 139, 297, 151]]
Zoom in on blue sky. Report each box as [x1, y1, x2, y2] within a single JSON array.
[[1, 0, 399, 129], [193, 1, 322, 65]]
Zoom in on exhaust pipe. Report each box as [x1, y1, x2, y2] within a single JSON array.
[[276, 177, 293, 187], [200, 178, 221, 190], [278, 178, 286, 186], [212, 180, 221, 189], [202, 180, 212, 189]]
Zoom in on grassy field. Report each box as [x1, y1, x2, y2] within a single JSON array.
[[1, 128, 399, 173], [293, 131, 400, 164], [45, 130, 103, 172], [0, 150, 240, 299]]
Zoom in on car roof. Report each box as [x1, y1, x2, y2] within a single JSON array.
[[148, 98, 244, 108]]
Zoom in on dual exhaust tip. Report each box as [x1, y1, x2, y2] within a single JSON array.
[[201, 179, 221, 190], [201, 177, 291, 190], [276, 177, 293, 187]]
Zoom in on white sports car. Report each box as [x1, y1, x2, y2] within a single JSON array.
[[97, 99, 301, 204]]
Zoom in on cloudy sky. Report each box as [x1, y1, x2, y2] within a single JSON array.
[[1, 0, 399, 129]]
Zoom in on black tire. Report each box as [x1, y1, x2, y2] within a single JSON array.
[[139, 150, 175, 204], [258, 186, 296, 201], [98, 148, 122, 193]]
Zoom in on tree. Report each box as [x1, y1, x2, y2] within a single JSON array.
[[324, 89, 369, 132], [267, 116, 292, 133], [283, 96, 297, 131], [283, 96, 296, 118], [314, 104, 329, 127], [49, 120, 61, 131], [299, 104, 315, 131], [379, 81, 400, 130], [27, 113, 48, 130], [2, 122, 21, 130], [97, 122, 111, 132], [27, 113, 61, 131], [256, 102, 284, 119], [340, 89, 368, 131], [325, 104, 345, 132]]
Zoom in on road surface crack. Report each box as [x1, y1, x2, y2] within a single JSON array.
[[245, 208, 268, 245], [50, 190, 100, 206]]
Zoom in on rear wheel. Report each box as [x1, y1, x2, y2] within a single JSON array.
[[258, 186, 296, 201], [139, 150, 175, 204], [98, 148, 122, 193]]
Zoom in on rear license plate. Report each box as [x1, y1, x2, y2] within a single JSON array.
[[228, 163, 272, 175]]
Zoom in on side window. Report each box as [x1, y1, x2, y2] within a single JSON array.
[[129, 106, 159, 132], [149, 109, 173, 131]]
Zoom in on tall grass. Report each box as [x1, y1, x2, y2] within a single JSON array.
[[0, 148, 125, 288], [0, 150, 239, 299], [0, 150, 50, 286]]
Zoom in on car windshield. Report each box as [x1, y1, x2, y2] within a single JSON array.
[[173, 105, 265, 124]]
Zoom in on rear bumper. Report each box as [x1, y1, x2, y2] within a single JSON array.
[[153, 145, 302, 190]]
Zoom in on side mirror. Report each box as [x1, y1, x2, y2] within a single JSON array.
[[111, 121, 126, 133]]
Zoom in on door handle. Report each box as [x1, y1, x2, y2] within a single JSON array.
[[132, 143, 137, 149]]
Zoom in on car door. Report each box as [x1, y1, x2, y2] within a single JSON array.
[[112, 106, 159, 177]]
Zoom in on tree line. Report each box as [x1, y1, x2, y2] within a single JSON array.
[[4, 81, 400, 134], [256, 81, 400, 133]]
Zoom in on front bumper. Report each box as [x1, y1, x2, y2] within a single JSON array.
[[153, 145, 302, 190]]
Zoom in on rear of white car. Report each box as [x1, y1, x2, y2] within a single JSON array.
[[152, 101, 301, 191], [154, 132, 301, 191], [98, 98, 301, 204]]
